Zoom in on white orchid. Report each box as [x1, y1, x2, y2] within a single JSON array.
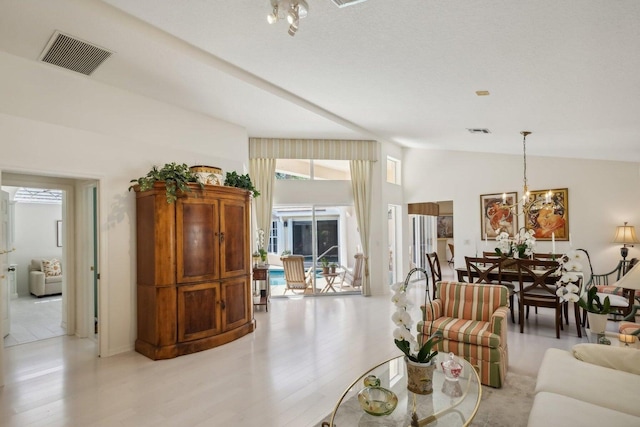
[[555, 252, 584, 303], [392, 268, 443, 363]]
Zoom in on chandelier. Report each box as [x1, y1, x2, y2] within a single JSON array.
[[267, 0, 309, 36], [501, 131, 553, 217]]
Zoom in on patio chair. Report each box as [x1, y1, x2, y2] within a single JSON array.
[[281, 255, 313, 294], [340, 253, 364, 289]]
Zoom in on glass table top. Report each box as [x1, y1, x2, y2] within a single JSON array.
[[329, 353, 481, 426]]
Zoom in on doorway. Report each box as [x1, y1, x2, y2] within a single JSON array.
[[0, 174, 99, 349], [2, 186, 65, 346]]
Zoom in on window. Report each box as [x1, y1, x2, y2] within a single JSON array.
[[275, 159, 351, 181], [387, 157, 401, 184], [268, 220, 278, 253]]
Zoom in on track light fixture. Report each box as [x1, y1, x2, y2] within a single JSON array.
[[267, 0, 308, 36]]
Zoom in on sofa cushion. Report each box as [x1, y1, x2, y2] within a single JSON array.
[[42, 258, 62, 277], [572, 343, 640, 375], [535, 347, 640, 417], [528, 392, 639, 427]]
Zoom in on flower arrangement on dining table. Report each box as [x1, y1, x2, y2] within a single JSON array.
[[495, 228, 536, 258], [391, 268, 443, 364]]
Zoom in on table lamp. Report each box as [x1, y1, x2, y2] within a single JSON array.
[[612, 222, 640, 261]]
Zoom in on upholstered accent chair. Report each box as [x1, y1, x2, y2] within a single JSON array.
[[29, 258, 63, 297], [418, 280, 509, 388]]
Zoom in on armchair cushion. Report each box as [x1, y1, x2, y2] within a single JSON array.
[[29, 258, 63, 297], [42, 258, 62, 277]]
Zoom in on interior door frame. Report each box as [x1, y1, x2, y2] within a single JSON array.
[[0, 171, 104, 388]]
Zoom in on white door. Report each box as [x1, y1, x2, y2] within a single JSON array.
[[1, 190, 9, 338]]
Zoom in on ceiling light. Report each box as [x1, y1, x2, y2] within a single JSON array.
[[475, 90, 490, 96], [267, 6, 278, 24], [268, 0, 308, 36]]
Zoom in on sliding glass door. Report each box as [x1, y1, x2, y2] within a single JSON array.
[[269, 205, 360, 296]]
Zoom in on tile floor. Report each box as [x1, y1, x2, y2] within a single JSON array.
[[3, 294, 64, 347]]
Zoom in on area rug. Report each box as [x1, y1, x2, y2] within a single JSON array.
[[314, 372, 536, 427]]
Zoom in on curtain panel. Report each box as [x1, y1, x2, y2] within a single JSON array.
[[249, 158, 276, 243], [350, 160, 373, 296]]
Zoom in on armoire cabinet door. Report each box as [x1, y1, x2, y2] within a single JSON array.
[[176, 198, 220, 283], [219, 199, 249, 279], [222, 276, 250, 331], [177, 282, 221, 342]]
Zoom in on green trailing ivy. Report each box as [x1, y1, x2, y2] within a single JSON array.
[[128, 162, 203, 204], [224, 171, 260, 198]]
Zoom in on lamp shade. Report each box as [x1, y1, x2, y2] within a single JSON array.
[[613, 262, 640, 290], [612, 223, 640, 244]]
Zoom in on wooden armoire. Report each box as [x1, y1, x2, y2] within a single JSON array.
[[134, 183, 255, 360]]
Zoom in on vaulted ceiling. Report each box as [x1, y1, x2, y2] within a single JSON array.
[[2, 0, 640, 161]]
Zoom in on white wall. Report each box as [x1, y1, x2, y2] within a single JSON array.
[[0, 52, 248, 356], [403, 148, 640, 274], [11, 202, 63, 296]]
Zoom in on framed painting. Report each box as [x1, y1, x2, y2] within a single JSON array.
[[437, 215, 453, 238], [524, 188, 569, 240], [480, 192, 518, 239]]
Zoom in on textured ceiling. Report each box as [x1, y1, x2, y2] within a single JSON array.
[[2, 0, 640, 161]]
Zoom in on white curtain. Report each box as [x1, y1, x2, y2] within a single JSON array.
[[350, 160, 372, 296], [249, 158, 276, 243]]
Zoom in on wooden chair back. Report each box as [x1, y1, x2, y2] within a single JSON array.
[[465, 256, 504, 284], [425, 252, 442, 299]]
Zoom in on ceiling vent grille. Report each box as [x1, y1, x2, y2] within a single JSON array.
[[467, 128, 491, 134], [40, 31, 113, 76], [331, 0, 369, 8]]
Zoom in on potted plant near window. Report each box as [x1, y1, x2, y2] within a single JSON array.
[[320, 257, 330, 274], [329, 262, 338, 274]]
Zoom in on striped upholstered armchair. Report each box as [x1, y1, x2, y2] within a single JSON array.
[[418, 281, 509, 388]]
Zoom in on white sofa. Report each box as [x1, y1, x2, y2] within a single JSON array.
[[29, 258, 63, 297], [528, 344, 640, 426]]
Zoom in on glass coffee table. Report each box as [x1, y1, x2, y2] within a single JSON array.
[[585, 328, 640, 349], [328, 353, 481, 426]]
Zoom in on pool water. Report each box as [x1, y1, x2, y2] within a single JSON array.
[[267, 268, 326, 286]]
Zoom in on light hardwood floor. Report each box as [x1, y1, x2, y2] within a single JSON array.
[[1, 278, 590, 427]]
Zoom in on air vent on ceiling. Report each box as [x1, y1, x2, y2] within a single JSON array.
[[331, 0, 369, 8], [40, 31, 113, 76], [467, 128, 491, 134]]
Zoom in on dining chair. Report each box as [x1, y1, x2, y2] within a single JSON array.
[[578, 248, 639, 324], [532, 253, 565, 261], [447, 243, 455, 265], [425, 252, 442, 299], [516, 259, 581, 338], [465, 256, 516, 323]]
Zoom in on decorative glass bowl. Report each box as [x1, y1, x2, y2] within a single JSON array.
[[357, 375, 398, 416], [441, 352, 463, 381]]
